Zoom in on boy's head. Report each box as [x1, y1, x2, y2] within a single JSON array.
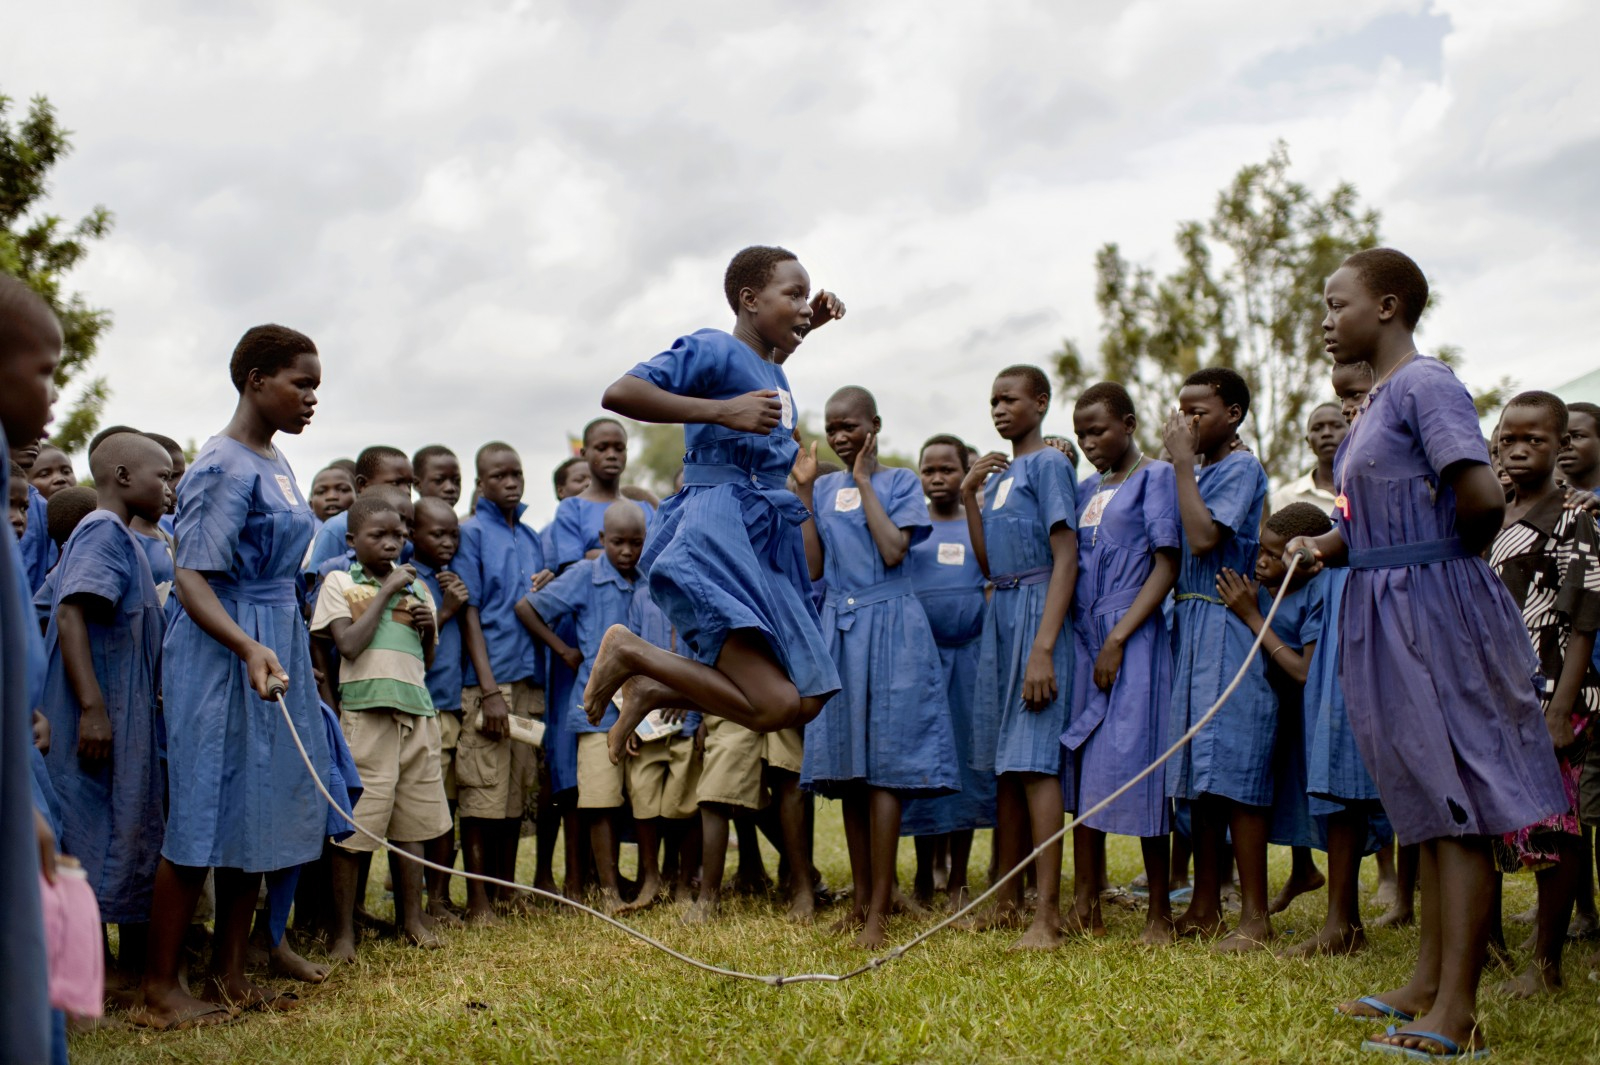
[[601, 500, 648, 575], [990, 365, 1051, 442], [90, 431, 174, 524], [27, 444, 75, 500], [413, 445, 461, 506], [368, 484, 414, 541], [581, 418, 628, 487], [1072, 381, 1137, 474], [824, 386, 880, 469], [918, 434, 970, 506], [411, 497, 460, 569], [229, 324, 321, 435], [1497, 391, 1567, 492], [1330, 361, 1374, 424], [87, 424, 141, 462], [553, 457, 591, 501], [0, 276, 62, 448], [310, 465, 356, 522], [1323, 249, 1428, 365], [345, 494, 407, 572], [1178, 368, 1250, 455], [143, 432, 186, 508], [475, 442, 524, 513], [1560, 401, 1600, 487], [724, 245, 812, 359], [355, 445, 414, 495], [1305, 402, 1346, 465], [1259, 502, 1333, 590], [46, 485, 98, 549], [8, 461, 28, 539]]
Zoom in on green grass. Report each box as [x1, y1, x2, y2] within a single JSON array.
[[76, 806, 1599, 1064]]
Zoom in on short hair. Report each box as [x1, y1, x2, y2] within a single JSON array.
[[413, 496, 458, 528], [1265, 501, 1334, 540], [411, 444, 456, 476], [552, 457, 586, 495], [582, 418, 625, 447], [88, 424, 141, 457], [1075, 381, 1136, 421], [46, 485, 98, 547], [346, 493, 402, 536], [330, 457, 358, 477], [602, 499, 648, 534], [475, 440, 518, 471], [826, 386, 878, 418], [142, 432, 184, 463], [314, 464, 354, 486], [723, 245, 798, 312], [1331, 361, 1375, 386], [355, 445, 408, 483], [995, 364, 1051, 402], [89, 431, 168, 485], [1307, 401, 1342, 423], [1184, 367, 1251, 420], [228, 324, 317, 393], [1342, 248, 1429, 330], [1505, 390, 1568, 436], [920, 434, 971, 470], [1565, 401, 1600, 425]]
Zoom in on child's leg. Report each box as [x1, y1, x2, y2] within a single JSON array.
[[1283, 810, 1367, 957], [1013, 772, 1064, 950], [1341, 839, 1442, 1021], [1375, 841, 1418, 927], [962, 774, 1027, 929], [1170, 826, 1192, 890], [688, 803, 733, 922], [206, 868, 271, 1006], [1176, 797, 1225, 936], [586, 808, 623, 911], [858, 787, 903, 949], [1140, 835, 1174, 944], [947, 829, 975, 911], [493, 817, 524, 907], [1500, 832, 1582, 998], [733, 815, 772, 894], [913, 836, 939, 906], [1068, 825, 1105, 935], [1373, 835, 1399, 907], [672, 816, 701, 904], [1269, 845, 1325, 915], [1575, 825, 1598, 930], [424, 825, 462, 926], [458, 818, 499, 925], [391, 841, 440, 948], [563, 807, 586, 899], [1218, 801, 1272, 952], [534, 761, 561, 895], [835, 787, 872, 933], [133, 860, 225, 1027], [329, 847, 363, 962], [618, 818, 663, 915], [770, 770, 814, 922]]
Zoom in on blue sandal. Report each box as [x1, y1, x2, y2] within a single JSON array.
[[1338, 996, 1415, 1023], [1361, 1025, 1491, 1060]]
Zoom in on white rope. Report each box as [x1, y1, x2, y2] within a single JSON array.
[[274, 553, 1310, 986]]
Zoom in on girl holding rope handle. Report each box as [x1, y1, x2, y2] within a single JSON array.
[[1284, 249, 1566, 1061]]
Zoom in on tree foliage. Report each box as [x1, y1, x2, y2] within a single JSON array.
[[0, 93, 114, 454], [1054, 142, 1507, 482]]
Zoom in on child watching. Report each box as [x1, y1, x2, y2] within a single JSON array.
[[547, 420, 647, 570], [305, 445, 415, 574], [312, 494, 450, 962], [1275, 403, 1346, 514], [309, 465, 356, 529], [1331, 361, 1374, 426], [26, 444, 74, 500], [1161, 367, 1275, 952], [7, 460, 26, 542], [32, 486, 99, 629], [413, 445, 462, 509], [12, 435, 55, 592]]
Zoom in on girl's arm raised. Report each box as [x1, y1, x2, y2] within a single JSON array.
[[852, 434, 912, 569], [1023, 524, 1078, 709], [602, 376, 783, 434]]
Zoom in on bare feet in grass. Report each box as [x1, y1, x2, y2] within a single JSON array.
[[1371, 876, 1399, 911], [1063, 905, 1107, 938], [329, 934, 358, 964], [855, 911, 889, 949], [946, 885, 973, 914], [829, 906, 866, 936], [427, 900, 465, 929], [616, 874, 664, 915], [1010, 916, 1064, 951], [786, 888, 815, 925], [955, 904, 1027, 933], [682, 898, 718, 925], [201, 974, 298, 1012], [1214, 917, 1273, 954], [1371, 900, 1414, 928], [1497, 964, 1563, 1000], [127, 988, 235, 1031], [1139, 916, 1177, 946], [270, 941, 329, 983], [402, 921, 442, 950], [1278, 923, 1366, 958], [1173, 909, 1226, 939], [1267, 867, 1325, 915]]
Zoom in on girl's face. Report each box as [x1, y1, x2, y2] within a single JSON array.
[[745, 259, 813, 358], [918, 444, 966, 507], [990, 375, 1047, 442], [559, 460, 592, 500], [583, 425, 628, 486], [252, 352, 321, 435], [824, 399, 877, 468], [1256, 527, 1289, 588], [1176, 384, 1239, 456], [1330, 363, 1373, 424], [27, 446, 75, 499], [1322, 266, 1384, 366], [311, 469, 355, 521], [1560, 411, 1600, 483], [1497, 405, 1561, 489], [1072, 402, 1134, 474]]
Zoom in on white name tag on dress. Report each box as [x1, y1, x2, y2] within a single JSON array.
[[992, 478, 1014, 510], [1080, 489, 1112, 528], [834, 487, 861, 512], [778, 388, 795, 430], [937, 542, 965, 565], [274, 474, 298, 506]]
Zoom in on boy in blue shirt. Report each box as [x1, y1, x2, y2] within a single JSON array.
[[304, 444, 415, 575], [413, 444, 462, 509]]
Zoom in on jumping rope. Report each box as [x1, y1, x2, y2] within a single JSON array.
[[270, 550, 1313, 987]]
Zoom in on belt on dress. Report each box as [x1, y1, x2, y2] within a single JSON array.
[[1174, 591, 1225, 606], [990, 565, 1052, 591], [680, 462, 789, 492], [1088, 586, 1143, 619], [208, 577, 299, 607], [825, 577, 915, 631], [1348, 537, 1471, 570]]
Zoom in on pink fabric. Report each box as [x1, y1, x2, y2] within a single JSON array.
[[39, 866, 103, 1017]]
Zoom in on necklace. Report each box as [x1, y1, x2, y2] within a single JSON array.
[[1335, 350, 1418, 519], [1091, 452, 1144, 545]]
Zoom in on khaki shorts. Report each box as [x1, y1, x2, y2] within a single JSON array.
[[697, 717, 804, 810], [455, 682, 544, 821], [336, 710, 453, 851], [437, 710, 462, 802], [627, 735, 701, 820], [577, 733, 627, 809]]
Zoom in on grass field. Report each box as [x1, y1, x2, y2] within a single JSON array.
[[74, 805, 1600, 1064]]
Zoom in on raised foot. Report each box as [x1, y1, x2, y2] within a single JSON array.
[[1279, 924, 1367, 958], [1267, 869, 1325, 915], [270, 941, 330, 983], [1496, 965, 1563, 1000], [606, 677, 655, 763], [584, 625, 644, 726]]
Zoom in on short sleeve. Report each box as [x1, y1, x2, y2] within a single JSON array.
[[1298, 574, 1328, 648], [550, 500, 596, 569], [174, 463, 253, 575], [529, 562, 586, 626], [1200, 452, 1267, 536], [309, 571, 356, 635], [1143, 462, 1181, 551], [1556, 509, 1600, 635], [1404, 360, 1490, 478], [56, 517, 134, 608], [883, 468, 932, 546], [626, 332, 725, 399], [1034, 449, 1078, 533], [453, 521, 484, 607], [305, 514, 349, 574]]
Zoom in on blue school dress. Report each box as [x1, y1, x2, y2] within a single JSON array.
[[39, 511, 166, 923], [972, 447, 1078, 777], [0, 440, 51, 1060], [19, 484, 54, 593], [628, 329, 839, 702], [1301, 568, 1381, 816], [162, 435, 331, 873], [628, 580, 702, 736], [802, 468, 956, 796], [1262, 580, 1319, 849], [1336, 357, 1564, 845], [136, 527, 179, 624], [1065, 462, 1178, 837], [528, 555, 641, 734], [1165, 450, 1274, 807], [902, 516, 996, 834]]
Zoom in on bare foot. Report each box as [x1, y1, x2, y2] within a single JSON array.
[[1371, 877, 1399, 910], [1268, 868, 1325, 915], [946, 885, 973, 914], [584, 625, 643, 725], [617, 875, 664, 915], [1571, 910, 1599, 940], [673, 882, 696, 906], [1010, 917, 1064, 951], [427, 901, 465, 929], [596, 889, 625, 917], [464, 905, 501, 927], [1214, 917, 1273, 954], [127, 988, 236, 1031], [1497, 964, 1562, 1000], [1335, 989, 1431, 1021], [1173, 910, 1226, 938], [786, 888, 815, 925], [328, 934, 358, 964], [1063, 906, 1107, 937], [1139, 916, 1177, 946], [829, 907, 866, 936], [1372, 902, 1414, 929], [270, 941, 329, 983], [402, 922, 443, 950], [889, 885, 928, 918], [1508, 904, 1538, 926], [956, 904, 1027, 932], [200, 974, 296, 1012], [606, 678, 657, 763], [855, 911, 889, 949], [1279, 923, 1366, 958], [682, 898, 718, 925]]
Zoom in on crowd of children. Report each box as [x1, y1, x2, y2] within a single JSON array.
[[3, 244, 1598, 1061]]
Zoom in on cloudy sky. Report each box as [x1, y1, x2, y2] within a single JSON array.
[[9, 0, 1598, 524]]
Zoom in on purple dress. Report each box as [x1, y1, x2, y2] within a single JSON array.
[[1065, 462, 1178, 837], [1336, 357, 1564, 845]]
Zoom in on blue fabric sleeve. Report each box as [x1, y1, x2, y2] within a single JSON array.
[[56, 518, 133, 607], [529, 562, 586, 626], [1298, 574, 1328, 648], [1035, 449, 1079, 532], [1201, 452, 1265, 535], [453, 522, 484, 608], [549, 500, 593, 569], [626, 332, 723, 398], [1406, 360, 1490, 478], [1144, 462, 1182, 551], [173, 463, 252, 574], [883, 468, 932, 545], [305, 515, 348, 573]]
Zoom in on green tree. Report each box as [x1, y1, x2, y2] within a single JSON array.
[[0, 93, 115, 454], [1054, 142, 1506, 482]]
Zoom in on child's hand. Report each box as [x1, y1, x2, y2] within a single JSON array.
[[807, 289, 846, 332], [244, 641, 290, 700], [439, 572, 470, 611], [961, 452, 1009, 498], [31, 710, 50, 755], [384, 564, 418, 593], [659, 706, 687, 726], [1545, 700, 1578, 750], [852, 432, 879, 482], [791, 440, 819, 488], [718, 390, 784, 435], [1162, 408, 1199, 466], [1092, 634, 1124, 693], [1562, 485, 1600, 515], [1280, 536, 1325, 578], [78, 706, 113, 763], [411, 603, 436, 642], [560, 646, 584, 671], [479, 691, 510, 741], [528, 569, 555, 594], [1215, 568, 1260, 621], [1022, 645, 1057, 710]]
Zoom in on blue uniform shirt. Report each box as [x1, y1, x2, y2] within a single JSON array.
[[528, 554, 638, 732], [18, 484, 54, 593], [413, 557, 464, 713], [456, 496, 544, 688], [547, 496, 655, 571]]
